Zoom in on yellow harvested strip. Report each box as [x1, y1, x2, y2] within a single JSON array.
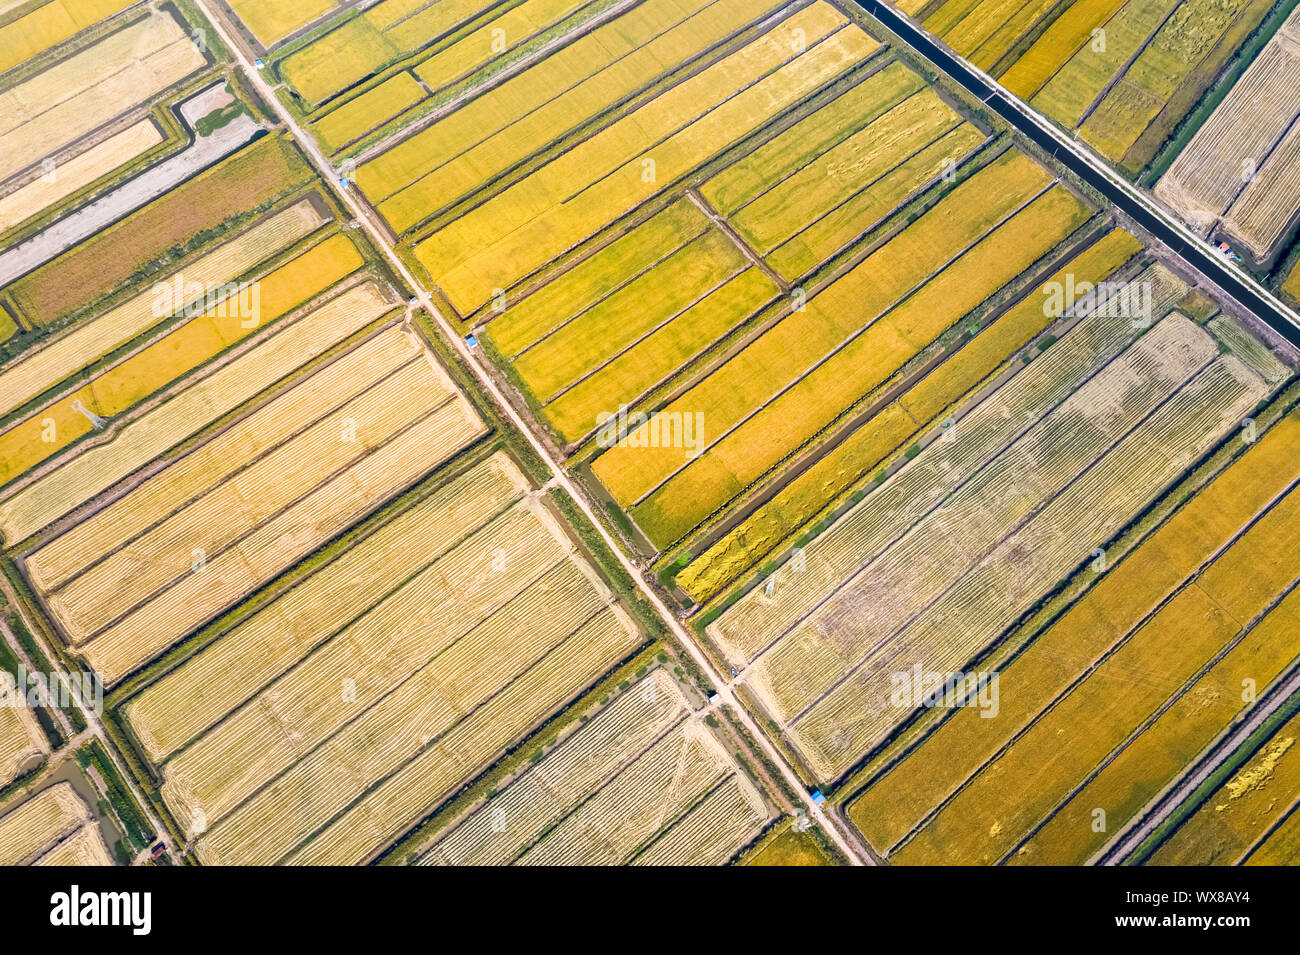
[[50, 359, 453, 643], [0, 675, 50, 787], [0, 12, 204, 183], [421, 670, 689, 866], [412, 4, 875, 312], [631, 773, 769, 865], [0, 234, 365, 488], [123, 454, 529, 764], [229, 0, 338, 47], [1012, 583, 1300, 865], [161, 501, 578, 832], [0, 782, 89, 865], [1149, 709, 1300, 864], [592, 150, 1056, 508], [32, 825, 113, 866], [846, 412, 1300, 854], [81, 395, 485, 685], [284, 609, 640, 865], [194, 563, 608, 863], [676, 229, 1142, 604], [26, 323, 410, 593], [0, 282, 394, 547], [517, 720, 734, 865], [310, 72, 426, 153], [0, 198, 327, 421], [0, 0, 136, 76], [0, 119, 163, 233]]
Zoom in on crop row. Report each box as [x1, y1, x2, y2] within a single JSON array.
[[421, 670, 689, 866]]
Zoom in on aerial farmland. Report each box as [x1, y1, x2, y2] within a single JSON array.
[[0, 0, 1296, 886]]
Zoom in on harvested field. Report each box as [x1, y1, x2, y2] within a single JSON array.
[[409, 2, 878, 313], [32, 824, 113, 866], [750, 317, 1218, 715], [122, 455, 530, 762], [846, 412, 1300, 856], [887, 455, 1300, 864], [0, 0, 136, 76], [0, 782, 93, 865], [0, 11, 204, 185], [419, 671, 769, 865], [709, 265, 1278, 781], [789, 346, 1268, 781], [0, 120, 164, 234], [0, 198, 328, 420], [674, 228, 1143, 604], [0, 674, 50, 787], [4, 136, 314, 327], [709, 264, 1189, 662], [1154, 6, 1300, 256], [0, 233, 365, 488], [0, 281, 395, 546], [31, 320, 484, 685], [114, 451, 642, 865]]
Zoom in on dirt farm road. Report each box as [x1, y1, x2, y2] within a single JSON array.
[[191, 0, 873, 866]]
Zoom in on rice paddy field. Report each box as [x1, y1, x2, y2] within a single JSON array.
[[414, 670, 772, 865], [905, 0, 1277, 177], [1155, 4, 1300, 263], [110, 451, 646, 865], [708, 261, 1287, 786], [0, 782, 110, 866]]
